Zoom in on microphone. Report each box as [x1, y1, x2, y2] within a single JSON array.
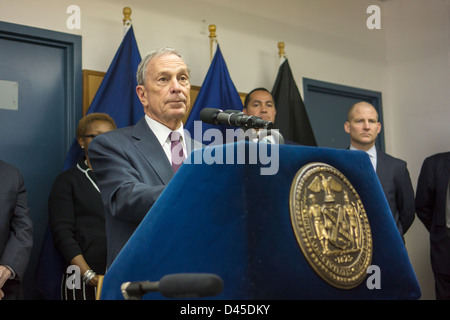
[[200, 107, 273, 129], [258, 128, 285, 144], [223, 109, 274, 130], [121, 273, 224, 300], [223, 110, 284, 144]]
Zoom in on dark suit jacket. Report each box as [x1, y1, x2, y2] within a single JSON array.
[[376, 147, 415, 241], [415, 151, 450, 275], [0, 160, 33, 299], [48, 158, 106, 274], [89, 118, 203, 267]]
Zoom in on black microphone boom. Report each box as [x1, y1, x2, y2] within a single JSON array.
[[159, 273, 223, 299], [199, 107, 273, 129], [121, 273, 224, 300]]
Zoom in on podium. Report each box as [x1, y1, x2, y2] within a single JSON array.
[[100, 142, 421, 300]]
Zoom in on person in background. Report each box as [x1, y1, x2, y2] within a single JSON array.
[[415, 151, 450, 300], [242, 87, 293, 144], [344, 101, 415, 242], [243, 88, 277, 124], [0, 160, 33, 300], [48, 113, 116, 300]]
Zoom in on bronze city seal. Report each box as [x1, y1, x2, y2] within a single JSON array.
[[289, 162, 373, 289]]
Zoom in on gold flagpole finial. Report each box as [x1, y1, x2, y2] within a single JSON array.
[[278, 42, 286, 58], [123, 7, 132, 26], [209, 24, 217, 62]]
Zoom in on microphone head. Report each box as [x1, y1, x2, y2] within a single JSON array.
[[199, 108, 222, 125], [159, 273, 224, 299]]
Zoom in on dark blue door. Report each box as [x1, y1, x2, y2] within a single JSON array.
[[0, 21, 81, 299], [303, 78, 384, 151]]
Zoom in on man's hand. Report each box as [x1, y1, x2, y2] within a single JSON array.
[[0, 265, 12, 300]]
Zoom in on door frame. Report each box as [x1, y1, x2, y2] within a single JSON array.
[[0, 21, 82, 150], [0, 21, 82, 299], [303, 78, 385, 152]]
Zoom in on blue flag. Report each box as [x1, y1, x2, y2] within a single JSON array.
[[62, 26, 143, 171], [35, 26, 142, 300], [184, 44, 243, 142]]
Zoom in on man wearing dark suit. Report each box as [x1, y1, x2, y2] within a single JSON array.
[[0, 160, 33, 299], [344, 102, 415, 242], [89, 48, 203, 268], [416, 151, 450, 300]]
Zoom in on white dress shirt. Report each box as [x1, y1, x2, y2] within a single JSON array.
[[350, 144, 377, 172], [144, 115, 187, 163]]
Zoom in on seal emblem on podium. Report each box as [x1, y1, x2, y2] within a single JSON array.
[[290, 162, 373, 289]]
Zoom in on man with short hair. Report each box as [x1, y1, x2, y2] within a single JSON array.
[[242, 87, 297, 145], [89, 48, 203, 267], [344, 101, 415, 242], [243, 88, 277, 124]]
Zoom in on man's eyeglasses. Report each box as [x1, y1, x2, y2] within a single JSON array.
[[83, 134, 98, 139]]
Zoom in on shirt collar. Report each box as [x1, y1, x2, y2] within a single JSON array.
[[349, 144, 377, 158], [144, 114, 185, 146], [366, 145, 377, 159]]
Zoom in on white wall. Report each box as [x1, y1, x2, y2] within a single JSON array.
[[0, 0, 389, 91], [384, 0, 450, 300], [2, 0, 448, 300]]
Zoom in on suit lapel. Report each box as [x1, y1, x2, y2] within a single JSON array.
[[131, 118, 174, 185], [375, 147, 386, 177], [444, 152, 450, 175]]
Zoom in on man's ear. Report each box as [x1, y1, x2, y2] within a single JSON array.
[[242, 107, 248, 116], [344, 121, 350, 134], [136, 85, 147, 106], [376, 122, 381, 134]]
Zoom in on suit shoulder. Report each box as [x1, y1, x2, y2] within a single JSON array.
[[420, 151, 450, 171], [0, 160, 21, 177], [92, 125, 135, 145], [424, 151, 450, 162], [54, 165, 79, 182], [379, 151, 407, 166], [105, 124, 135, 137], [0, 161, 24, 191], [0, 160, 18, 171]]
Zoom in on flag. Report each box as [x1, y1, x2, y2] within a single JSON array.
[[271, 59, 317, 146], [184, 44, 243, 142], [62, 25, 143, 171], [35, 26, 142, 300]]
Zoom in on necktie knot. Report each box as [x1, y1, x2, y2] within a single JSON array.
[[170, 131, 181, 142]]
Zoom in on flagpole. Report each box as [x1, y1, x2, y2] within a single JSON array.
[[123, 7, 132, 35], [278, 41, 286, 65], [209, 24, 217, 62]]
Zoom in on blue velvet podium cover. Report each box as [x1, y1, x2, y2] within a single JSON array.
[[100, 142, 421, 300]]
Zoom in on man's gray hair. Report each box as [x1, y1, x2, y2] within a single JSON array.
[[136, 47, 191, 86]]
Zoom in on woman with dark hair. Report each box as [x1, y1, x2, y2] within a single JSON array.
[[49, 113, 116, 300]]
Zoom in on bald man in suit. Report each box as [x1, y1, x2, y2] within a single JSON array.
[[0, 160, 33, 299], [89, 48, 203, 268], [344, 102, 415, 242]]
